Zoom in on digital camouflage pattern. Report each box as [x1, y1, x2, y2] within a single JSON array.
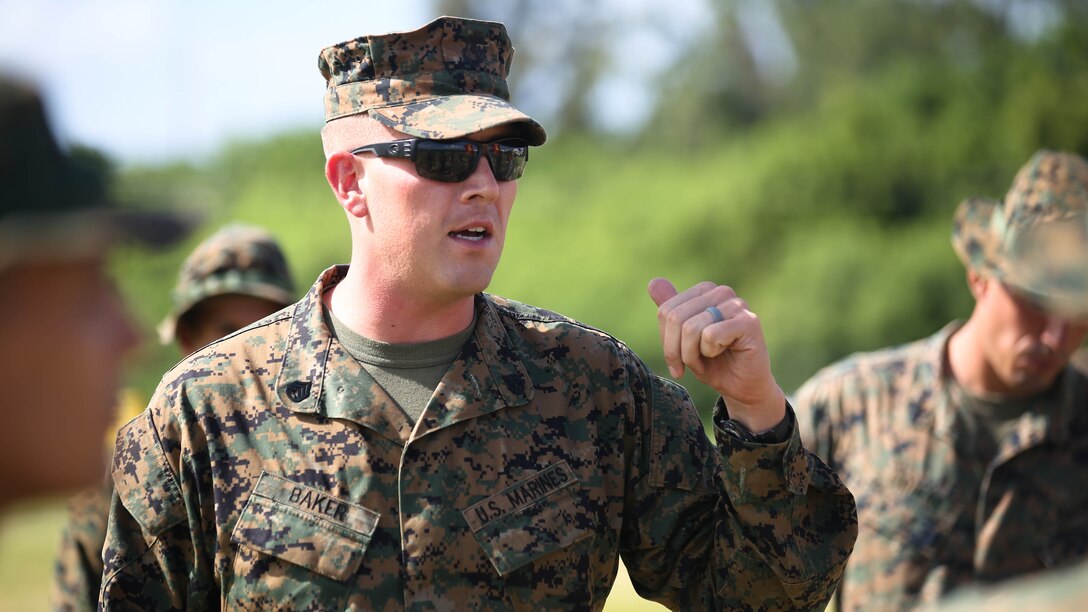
[[100, 265, 857, 610], [794, 323, 1088, 611], [952, 150, 1088, 320], [53, 480, 113, 611], [318, 16, 547, 145], [157, 223, 295, 343]]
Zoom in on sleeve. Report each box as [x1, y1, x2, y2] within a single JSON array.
[[98, 396, 215, 610], [620, 372, 857, 611], [51, 481, 112, 612]]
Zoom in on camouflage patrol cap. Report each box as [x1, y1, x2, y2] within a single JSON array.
[[157, 224, 296, 344], [0, 76, 190, 271], [318, 16, 546, 146], [952, 150, 1088, 319]]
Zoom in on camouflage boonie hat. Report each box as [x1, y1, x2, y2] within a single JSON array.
[[157, 224, 295, 344], [318, 16, 546, 146], [952, 150, 1088, 319], [0, 76, 190, 271]]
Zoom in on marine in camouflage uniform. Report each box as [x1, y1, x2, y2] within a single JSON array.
[[53, 224, 295, 611], [157, 223, 296, 353], [99, 17, 857, 610], [794, 150, 1088, 611]]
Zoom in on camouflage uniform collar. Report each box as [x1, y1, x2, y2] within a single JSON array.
[[275, 265, 533, 443], [915, 320, 967, 439]]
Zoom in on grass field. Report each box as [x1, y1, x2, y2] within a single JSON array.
[[0, 498, 663, 610]]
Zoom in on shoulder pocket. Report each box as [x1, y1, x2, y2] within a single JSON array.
[[230, 472, 379, 582], [112, 411, 186, 536], [463, 461, 593, 576], [649, 377, 714, 491]]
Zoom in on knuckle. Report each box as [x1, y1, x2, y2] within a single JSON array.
[[681, 318, 701, 335], [710, 285, 736, 302], [666, 309, 687, 328]]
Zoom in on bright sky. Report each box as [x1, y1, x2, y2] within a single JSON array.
[[0, 0, 711, 166], [0, 1, 431, 164]]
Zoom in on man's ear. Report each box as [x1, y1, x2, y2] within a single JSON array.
[[326, 151, 367, 218], [966, 268, 990, 300]]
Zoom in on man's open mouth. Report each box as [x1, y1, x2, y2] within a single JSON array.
[[450, 226, 488, 241]]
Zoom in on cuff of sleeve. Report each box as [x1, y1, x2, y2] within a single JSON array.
[[714, 398, 813, 501], [717, 401, 795, 444]]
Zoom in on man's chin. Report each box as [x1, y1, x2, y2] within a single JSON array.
[[1006, 367, 1060, 396]]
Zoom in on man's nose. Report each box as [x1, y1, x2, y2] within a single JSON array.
[[460, 153, 501, 202], [1040, 317, 1073, 351]]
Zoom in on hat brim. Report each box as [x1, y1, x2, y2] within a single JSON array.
[[0, 208, 195, 271], [369, 94, 547, 146], [951, 196, 1004, 278], [952, 196, 1088, 320], [157, 283, 295, 345], [1003, 215, 1088, 320]]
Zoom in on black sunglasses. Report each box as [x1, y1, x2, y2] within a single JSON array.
[[350, 138, 529, 183]]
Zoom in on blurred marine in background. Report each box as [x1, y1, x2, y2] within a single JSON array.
[[97, 15, 856, 610], [0, 76, 188, 513], [157, 223, 296, 355], [52, 223, 296, 610], [794, 150, 1088, 611]]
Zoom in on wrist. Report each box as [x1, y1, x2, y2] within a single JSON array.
[[718, 405, 794, 444], [722, 385, 786, 433]]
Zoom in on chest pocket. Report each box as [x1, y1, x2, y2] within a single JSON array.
[[228, 472, 379, 606], [856, 478, 960, 563], [463, 461, 594, 576], [838, 420, 972, 600], [991, 449, 1088, 574]]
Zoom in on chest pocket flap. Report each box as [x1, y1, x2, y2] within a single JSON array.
[[231, 472, 379, 582], [463, 461, 593, 576]]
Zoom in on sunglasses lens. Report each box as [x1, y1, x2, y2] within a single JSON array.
[[488, 141, 528, 181], [412, 139, 529, 183], [415, 143, 477, 182]]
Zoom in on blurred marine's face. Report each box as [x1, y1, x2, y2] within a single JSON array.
[[976, 278, 1088, 395], [0, 255, 138, 505], [177, 293, 287, 356]]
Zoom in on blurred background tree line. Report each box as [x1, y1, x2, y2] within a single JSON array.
[[110, 0, 1088, 418]]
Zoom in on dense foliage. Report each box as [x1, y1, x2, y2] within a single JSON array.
[[112, 1, 1088, 420]]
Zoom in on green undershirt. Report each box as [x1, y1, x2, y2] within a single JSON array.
[[953, 377, 1061, 462], [325, 307, 475, 424]]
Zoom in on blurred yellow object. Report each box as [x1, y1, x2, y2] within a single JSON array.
[[105, 387, 145, 448]]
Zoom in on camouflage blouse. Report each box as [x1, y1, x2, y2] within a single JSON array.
[[795, 323, 1088, 611], [101, 265, 856, 610]]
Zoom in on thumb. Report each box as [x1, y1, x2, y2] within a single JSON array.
[[647, 277, 678, 307]]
